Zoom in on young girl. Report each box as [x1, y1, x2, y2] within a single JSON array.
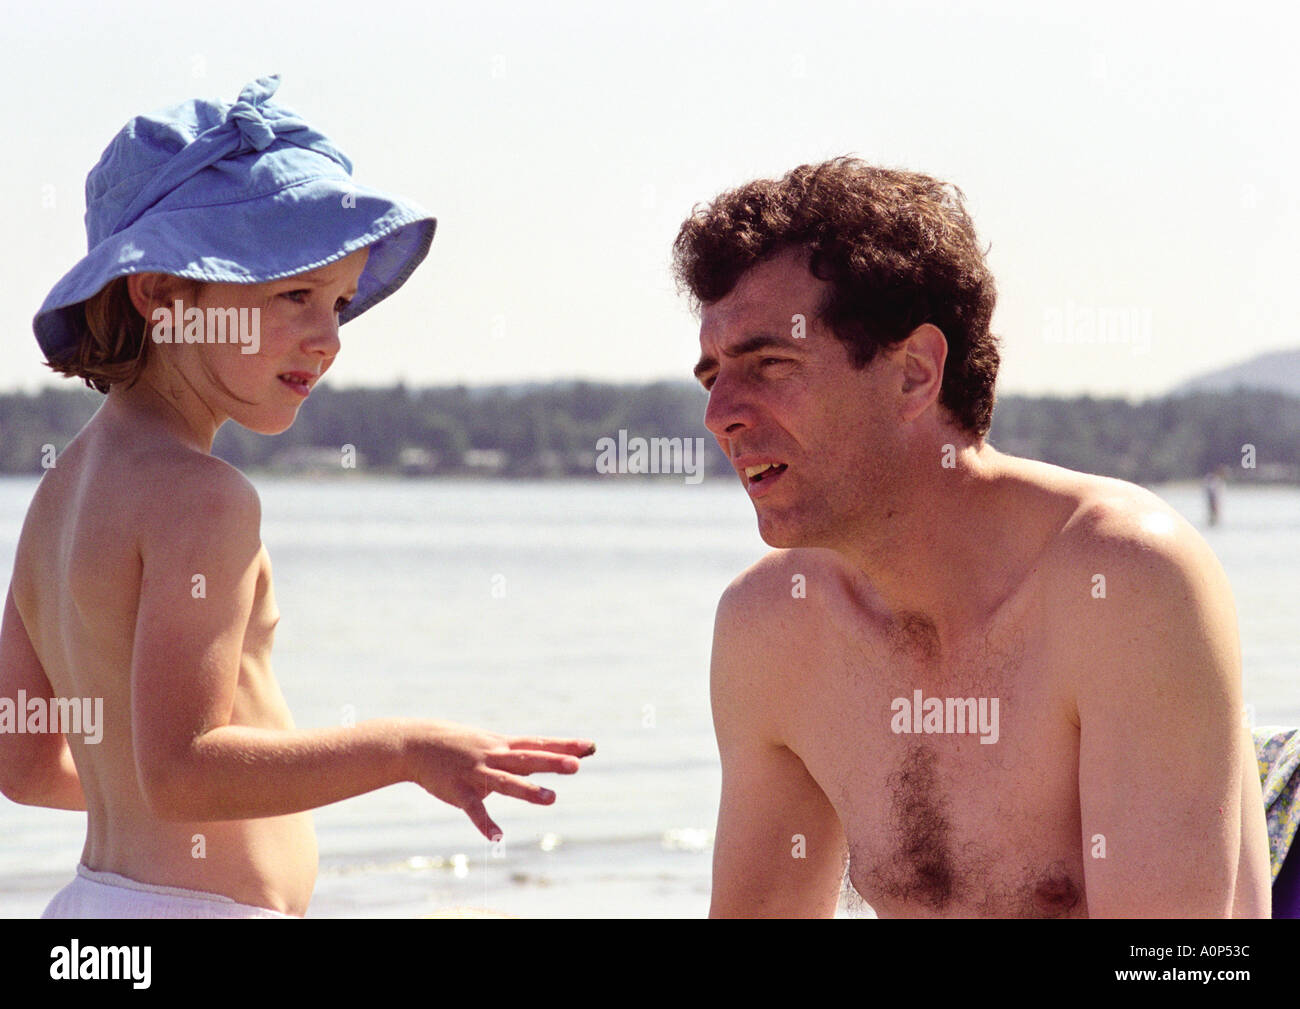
[[0, 75, 594, 918]]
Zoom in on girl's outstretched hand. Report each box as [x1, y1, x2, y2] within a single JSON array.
[[403, 721, 596, 840]]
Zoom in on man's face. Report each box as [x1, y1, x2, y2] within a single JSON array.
[[694, 247, 905, 547]]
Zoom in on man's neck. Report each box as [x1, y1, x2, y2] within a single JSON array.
[[832, 441, 1023, 651]]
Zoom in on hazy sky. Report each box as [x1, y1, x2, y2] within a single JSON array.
[[3, 0, 1296, 397]]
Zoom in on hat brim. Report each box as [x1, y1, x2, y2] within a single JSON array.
[[34, 176, 435, 362]]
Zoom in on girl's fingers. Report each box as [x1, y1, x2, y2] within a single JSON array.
[[463, 799, 502, 841], [488, 772, 556, 805], [507, 737, 596, 757], [488, 751, 581, 775]]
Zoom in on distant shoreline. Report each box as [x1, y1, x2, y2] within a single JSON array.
[[1, 382, 1297, 484]]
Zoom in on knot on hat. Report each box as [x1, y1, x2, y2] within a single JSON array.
[[35, 71, 437, 364], [226, 74, 281, 151], [91, 73, 354, 248]]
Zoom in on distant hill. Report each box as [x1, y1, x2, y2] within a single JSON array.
[[1173, 347, 1300, 396]]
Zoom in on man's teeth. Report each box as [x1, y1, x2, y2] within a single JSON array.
[[745, 463, 785, 481]]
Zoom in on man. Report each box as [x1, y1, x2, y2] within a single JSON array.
[[675, 158, 1271, 918]]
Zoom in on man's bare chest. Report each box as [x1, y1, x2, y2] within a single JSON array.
[[784, 614, 1088, 917]]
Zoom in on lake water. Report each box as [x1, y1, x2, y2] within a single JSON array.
[[0, 475, 1296, 918]]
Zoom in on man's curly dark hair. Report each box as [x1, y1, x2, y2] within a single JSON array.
[[672, 157, 1000, 437]]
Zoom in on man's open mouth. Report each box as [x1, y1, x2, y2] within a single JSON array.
[[745, 462, 788, 484]]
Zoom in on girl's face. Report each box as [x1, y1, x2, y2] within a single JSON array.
[[174, 248, 369, 435]]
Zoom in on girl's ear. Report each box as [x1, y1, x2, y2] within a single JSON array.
[[126, 273, 166, 319], [126, 274, 196, 320]]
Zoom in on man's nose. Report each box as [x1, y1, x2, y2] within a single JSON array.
[[703, 371, 754, 441]]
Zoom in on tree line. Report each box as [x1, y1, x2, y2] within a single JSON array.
[[0, 381, 1296, 483]]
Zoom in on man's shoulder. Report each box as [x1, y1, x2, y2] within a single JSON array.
[[1031, 470, 1240, 694], [709, 548, 856, 744], [991, 453, 1212, 581], [715, 547, 855, 626], [710, 548, 876, 703], [1045, 470, 1224, 592]]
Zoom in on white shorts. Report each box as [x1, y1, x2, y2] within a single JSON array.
[[41, 863, 295, 919]]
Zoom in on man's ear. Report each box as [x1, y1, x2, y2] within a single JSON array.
[[896, 323, 948, 422]]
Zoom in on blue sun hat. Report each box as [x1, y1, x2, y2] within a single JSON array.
[[33, 74, 435, 362]]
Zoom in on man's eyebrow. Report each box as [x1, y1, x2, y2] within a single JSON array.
[[693, 334, 796, 380]]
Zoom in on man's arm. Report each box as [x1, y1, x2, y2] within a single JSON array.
[[131, 458, 592, 839], [1071, 506, 1268, 917], [0, 587, 85, 809], [709, 572, 847, 918]]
